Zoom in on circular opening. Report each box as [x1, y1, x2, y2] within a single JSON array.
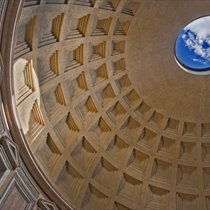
[[175, 16, 210, 75]]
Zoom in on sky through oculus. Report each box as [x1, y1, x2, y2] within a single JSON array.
[[175, 16, 210, 71]]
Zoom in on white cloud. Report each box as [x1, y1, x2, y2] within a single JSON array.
[[184, 16, 210, 43], [180, 17, 210, 63], [188, 31, 195, 40], [185, 39, 194, 48], [184, 37, 208, 60], [182, 34, 187, 39], [192, 58, 206, 64]]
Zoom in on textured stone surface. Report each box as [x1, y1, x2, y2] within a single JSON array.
[[10, 0, 210, 209]]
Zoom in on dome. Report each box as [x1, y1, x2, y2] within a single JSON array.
[[1, 0, 210, 209]]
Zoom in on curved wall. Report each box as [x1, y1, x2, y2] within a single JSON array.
[[2, 0, 210, 210]]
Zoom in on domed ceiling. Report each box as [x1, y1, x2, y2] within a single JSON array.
[[12, 0, 210, 209], [127, 1, 210, 122]]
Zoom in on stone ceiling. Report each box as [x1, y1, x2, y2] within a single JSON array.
[[13, 0, 210, 209]]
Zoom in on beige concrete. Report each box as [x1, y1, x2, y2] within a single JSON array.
[[12, 0, 210, 209]]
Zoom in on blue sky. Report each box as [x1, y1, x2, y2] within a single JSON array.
[[176, 16, 210, 70]]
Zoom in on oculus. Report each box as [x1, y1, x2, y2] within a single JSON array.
[[175, 16, 210, 75]]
